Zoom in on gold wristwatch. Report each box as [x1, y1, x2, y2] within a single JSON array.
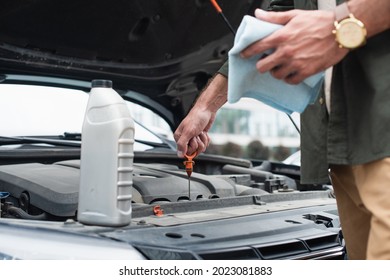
[[332, 2, 367, 49]]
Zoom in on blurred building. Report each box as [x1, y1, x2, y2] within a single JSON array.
[[209, 98, 300, 149]]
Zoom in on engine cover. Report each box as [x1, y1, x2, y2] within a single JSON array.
[[0, 160, 240, 218]]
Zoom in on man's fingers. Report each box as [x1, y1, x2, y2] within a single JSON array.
[[241, 27, 288, 59], [254, 8, 299, 25], [283, 72, 304, 85], [174, 125, 193, 157], [178, 131, 210, 158], [194, 136, 205, 154], [240, 9, 302, 59], [198, 131, 210, 151], [186, 138, 198, 156], [173, 129, 181, 142], [255, 52, 283, 73]]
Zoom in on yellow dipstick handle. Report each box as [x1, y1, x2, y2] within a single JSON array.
[[184, 152, 197, 200], [184, 152, 197, 177]]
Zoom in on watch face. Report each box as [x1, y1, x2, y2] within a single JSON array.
[[337, 19, 366, 49]]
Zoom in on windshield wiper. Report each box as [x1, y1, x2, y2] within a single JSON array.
[[0, 136, 81, 147], [0, 135, 172, 149], [63, 132, 82, 141], [134, 139, 171, 149], [63, 133, 171, 149]]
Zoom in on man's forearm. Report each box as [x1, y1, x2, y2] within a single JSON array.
[[194, 73, 228, 114]]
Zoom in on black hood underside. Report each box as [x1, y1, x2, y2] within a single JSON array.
[[0, 0, 264, 127]]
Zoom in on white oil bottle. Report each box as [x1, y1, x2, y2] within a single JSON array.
[[77, 79, 134, 226]]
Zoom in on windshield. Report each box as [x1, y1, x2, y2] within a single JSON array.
[[0, 84, 174, 151]]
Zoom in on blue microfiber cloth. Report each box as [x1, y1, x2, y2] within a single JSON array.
[[228, 15, 324, 114]]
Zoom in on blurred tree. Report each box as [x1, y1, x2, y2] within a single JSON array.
[[272, 145, 291, 161], [220, 142, 244, 158], [246, 140, 270, 160], [205, 143, 222, 155]]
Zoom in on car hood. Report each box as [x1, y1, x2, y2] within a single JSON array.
[[0, 0, 263, 128]]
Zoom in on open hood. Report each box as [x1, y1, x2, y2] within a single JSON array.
[[0, 0, 264, 128]]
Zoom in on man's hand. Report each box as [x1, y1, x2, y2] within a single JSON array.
[[174, 74, 228, 157], [174, 108, 214, 157], [241, 9, 349, 84]]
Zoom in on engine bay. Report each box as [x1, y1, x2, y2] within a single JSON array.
[[0, 148, 345, 260], [0, 149, 321, 222]]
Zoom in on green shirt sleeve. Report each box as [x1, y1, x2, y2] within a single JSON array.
[[217, 60, 229, 78]]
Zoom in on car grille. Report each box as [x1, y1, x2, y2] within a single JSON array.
[[198, 232, 345, 260]]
